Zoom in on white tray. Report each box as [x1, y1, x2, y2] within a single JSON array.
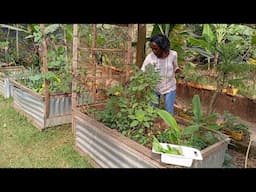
[[152, 143, 203, 167]]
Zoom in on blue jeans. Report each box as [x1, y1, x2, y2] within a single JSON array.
[[153, 90, 176, 114]]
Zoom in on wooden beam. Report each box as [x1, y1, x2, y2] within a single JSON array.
[[92, 24, 97, 101], [40, 24, 50, 119], [126, 24, 133, 82], [136, 24, 146, 68], [72, 24, 78, 134]]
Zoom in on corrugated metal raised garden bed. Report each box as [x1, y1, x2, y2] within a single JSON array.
[[0, 66, 25, 98], [11, 79, 72, 130], [73, 104, 230, 168]]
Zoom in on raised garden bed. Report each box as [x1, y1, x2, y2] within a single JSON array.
[[11, 79, 72, 130], [0, 66, 25, 98], [177, 81, 256, 123], [73, 106, 230, 168]]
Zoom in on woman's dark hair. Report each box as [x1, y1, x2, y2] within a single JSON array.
[[150, 34, 170, 52]]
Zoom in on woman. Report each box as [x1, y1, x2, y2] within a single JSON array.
[[141, 34, 182, 114]]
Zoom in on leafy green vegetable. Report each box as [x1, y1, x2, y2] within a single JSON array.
[[153, 137, 183, 155]]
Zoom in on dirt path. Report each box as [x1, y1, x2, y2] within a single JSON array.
[[228, 148, 256, 168]]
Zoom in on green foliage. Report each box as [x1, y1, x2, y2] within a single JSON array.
[[97, 64, 161, 145], [151, 24, 175, 38], [18, 67, 72, 94], [183, 95, 221, 149], [222, 111, 249, 134], [25, 24, 42, 44], [188, 24, 216, 59], [47, 46, 66, 69], [156, 95, 222, 150], [169, 25, 190, 66], [0, 41, 9, 48], [157, 109, 182, 144], [187, 24, 256, 114], [223, 152, 235, 168], [191, 94, 202, 123], [152, 137, 183, 155]]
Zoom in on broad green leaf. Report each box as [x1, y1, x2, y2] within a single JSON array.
[[157, 109, 180, 134], [29, 74, 42, 81], [152, 137, 165, 153], [128, 115, 136, 119], [24, 34, 34, 39], [192, 95, 202, 122], [0, 24, 28, 32], [130, 120, 138, 127], [143, 122, 150, 128], [252, 31, 256, 45], [189, 47, 214, 58], [183, 124, 200, 135], [135, 110, 145, 121], [202, 24, 216, 43], [207, 124, 221, 130], [188, 37, 213, 52], [44, 24, 60, 35], [96, 36, 105, 45]]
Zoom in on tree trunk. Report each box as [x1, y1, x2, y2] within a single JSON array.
[[207, 90, 219, 115]]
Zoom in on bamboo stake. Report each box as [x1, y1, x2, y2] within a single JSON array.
[[245, 138, 253, 168], [126, 24, 133, 83], [16, 24, 19, 62], [92, 24, 97, 101], [40, 24, 50, 119], [63, 24, 69, 71], [5, 28, 10, 64], [72, 24, 78, 134]]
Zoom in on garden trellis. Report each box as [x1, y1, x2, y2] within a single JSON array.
[[72, 24, 133, 116]]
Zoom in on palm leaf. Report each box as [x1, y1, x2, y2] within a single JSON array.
[[0, 24, 28, 33]]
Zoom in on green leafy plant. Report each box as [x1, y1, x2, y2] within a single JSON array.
[[156, 109, 182, 144], [182, 95, 222, 149], [152, 137, 183, 155], [97, 64, 161, 146], [17, 67, 72, 94], [222, 111, 249, 134], [156, 95, 224, 150], [188, 24, 255, 114]]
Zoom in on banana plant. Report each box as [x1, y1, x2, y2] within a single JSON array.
[[157, 109, 182, 144], [151, 24, 175, 38], [156, 95, 223, 150], [25, 24, 61, 44], [181, 95, 223, 149], [188, 24, 256, 114], [188, 24, 221, 70], [183, 94, 220, 136]]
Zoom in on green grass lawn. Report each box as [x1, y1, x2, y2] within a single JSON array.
[[0, 96, 93, 168]]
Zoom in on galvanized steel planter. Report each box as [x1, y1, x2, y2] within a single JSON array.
[[11, 80, 72, 130], [73, 108, 230, 168], [0, 77, 13, 98], [0, 66, 24, 98]]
